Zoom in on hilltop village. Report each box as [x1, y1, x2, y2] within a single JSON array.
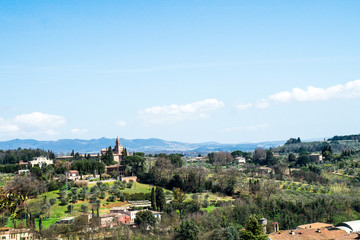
[[1, 135, 360, 239]]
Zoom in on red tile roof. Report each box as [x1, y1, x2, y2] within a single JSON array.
[[297, 222, 333, 229], [269, 227, 358, 240]]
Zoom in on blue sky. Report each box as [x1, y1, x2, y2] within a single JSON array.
[[1, 1, 360, 143]]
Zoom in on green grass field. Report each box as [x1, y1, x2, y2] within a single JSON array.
[[5, 218, 60, 230], [122, 182, 152, 194], [323, 172, 354, 181], [200, 206, 218, 213]]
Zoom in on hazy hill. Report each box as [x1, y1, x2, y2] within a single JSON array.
[[0, 138, 285, 155]]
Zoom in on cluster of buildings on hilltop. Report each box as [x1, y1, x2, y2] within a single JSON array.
[[101, 137, 130, 179], [17, 137, 131, 180], [54, 136, 128, 163], [100, 137, 128, 163], [61, 137, 133, 181]]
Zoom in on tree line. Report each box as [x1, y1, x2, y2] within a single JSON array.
[[0, 148, 55, 165]]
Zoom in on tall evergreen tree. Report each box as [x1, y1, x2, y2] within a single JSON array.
[[108, 146, 114, 164], [151, 187, 156, 210], [155, 187, 166, 211], [39, 217, 42, 233], [122, 148, 128, 157], [101, 146, 114, 166]]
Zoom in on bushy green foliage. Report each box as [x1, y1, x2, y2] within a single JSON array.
[[71, 159, 105, 175], [101, 146, 114, 166], [67, 204, 74, 213], [329, 134, 360, 141], [98, 190, 106, 199], [107, 195, 116, 202], [285, 137, 301, 145], [0, 164, 24, 173], [122, 155, 146, 176], [208, 152, 234, 165], [134, 152, 145, 157], [169, 154, 183, 167], [80, 204, 88, 213], [49, 198, 56, 205], [176, 220, 199, 240], [274, 139, 360, 154], [240, 216, 267, 240], [59, 198, 69, 206], [123, 192, 150, 201], [134, 210, 156, 228]]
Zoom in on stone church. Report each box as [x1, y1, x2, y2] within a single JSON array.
[[101, 137, 127, 163]]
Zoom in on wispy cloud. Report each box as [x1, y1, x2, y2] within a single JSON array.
[[238, 80, 360, 110], [223, 124, 270, 132], [236, 103, 253, 111], [71, 128, 88, 134], [139, 99, 224, 125], [115, 120, 127, 127]]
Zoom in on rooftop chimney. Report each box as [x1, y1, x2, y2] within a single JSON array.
[[273, 222, 279, 233], [258, 218, 267, 234]]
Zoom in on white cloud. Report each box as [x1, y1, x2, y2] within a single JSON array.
[[115, 120, 127, 127], [139, 98, 224, 124], [255, 99, 270, 109], [236, 103, 253, 110], [71, 128, 88, 134], [0, 112, 66, 138], [0, 118, 19, 133], [237, 80, 360, 110], [223, 124, 270, 132], [14, 112, 66, 130], [269, 80, 360, 102]]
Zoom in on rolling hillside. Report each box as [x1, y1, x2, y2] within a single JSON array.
[[0, 138, 285, 154]]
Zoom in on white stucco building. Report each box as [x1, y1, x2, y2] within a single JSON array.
[[235, 157, 246, 164], [29, 156, 53, 168]]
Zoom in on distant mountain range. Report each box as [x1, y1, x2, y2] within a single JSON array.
[[0, 138, 286, 155]]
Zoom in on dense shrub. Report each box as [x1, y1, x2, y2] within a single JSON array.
[[107, 195, 116, 202], [123, 192, 151, 201], [49, 198, 57, 205]]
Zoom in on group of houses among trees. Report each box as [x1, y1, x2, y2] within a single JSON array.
[[1, 135, 360, 239]]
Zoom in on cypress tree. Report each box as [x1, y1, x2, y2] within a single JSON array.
[[151, 187, 156, 210], [155, 187, 166, 212], [39, 217, 42, 232], [122, 148, 128, 157]]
